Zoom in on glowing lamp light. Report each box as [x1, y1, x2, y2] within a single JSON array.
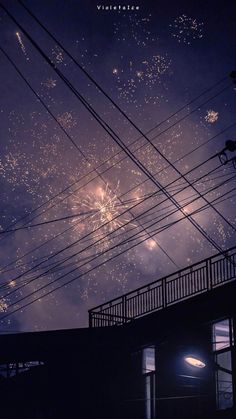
[[184, 356, 206, 369]]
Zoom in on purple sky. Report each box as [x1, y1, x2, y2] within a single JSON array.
[[0, 0, 235, 332]]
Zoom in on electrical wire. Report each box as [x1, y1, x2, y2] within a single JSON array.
[[2, 172, 236, 321], [2, 170, 235, 295], [0, 5, 234, 242], [6, 2, 236, 235], [0, 3, 235, 322], [0, 44, 233, 241], [0, 167, 233, 236], [0, 166, 233, 286], [0, 39, 234, 278], [1, 159, 232, 302]]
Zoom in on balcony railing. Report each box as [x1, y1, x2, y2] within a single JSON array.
[[88, 245, 236, 327]]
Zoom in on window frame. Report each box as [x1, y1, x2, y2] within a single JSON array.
[[142, 345, 156, 419], [212, 317, 234, 411]]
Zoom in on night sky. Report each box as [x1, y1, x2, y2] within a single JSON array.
[[0, 0, 235, 332]]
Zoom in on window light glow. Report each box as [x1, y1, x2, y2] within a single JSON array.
[[184, 356, 206, 368]]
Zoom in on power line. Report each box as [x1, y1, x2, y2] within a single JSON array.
[[0, 118, 234, 282], [0, 67, 233, 302], [0, 4, 234, 294], [1, 44, 208, 271], [0, 124, 233, 295], [0, 5, 233, 242], [0, 2, 234, 324], [49, 185, 236, 270], [0, 43, 233, 246], [8, 2, 236, 235], [0, 5, 230, 259], [0, 47, 177, 268], [4, 154, 236, 299], [2, 156, 221, 294], [1, 159, 228, 301], [0, 167, 232, 235], [0, 166, 233, 285], [2, 169, 235, 295], [2, 171, 235, 321]]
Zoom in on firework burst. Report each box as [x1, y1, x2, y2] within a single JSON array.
[[42, 78, 57, 89], [169, 14, 204, 45], [82, 183, 125, 233], [0, 298, 8, 313], [114, 54, 171, 105], [205, 109, 219, 124], [70, 182, 136, 252]]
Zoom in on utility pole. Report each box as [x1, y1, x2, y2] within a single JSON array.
[[218, 140, 236, 168]]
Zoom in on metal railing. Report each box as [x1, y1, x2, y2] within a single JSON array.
[[88, 245, 236, 327]]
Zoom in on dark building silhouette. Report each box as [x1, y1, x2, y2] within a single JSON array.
[[0, 246, 236, 418]]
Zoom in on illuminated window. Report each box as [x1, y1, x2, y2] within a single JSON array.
[[212, 319, 233, 351], [0, 360, 44, 379], [142, 346, 156, 419], [212, 319, 234, 410], [143, 346, 155, 375]]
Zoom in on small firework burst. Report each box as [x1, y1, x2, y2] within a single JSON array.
[[116, 54, 171, 104], [136, 70, 143, 78], [42, 78, 57, 89], [205, 110, 219, 124], [52, 46, 64, 64], [57, 112, 77, 129], [140, 54, 171, 85], [0, 298, 8, 312], [170, 14, 204, 45], [113, 14, 157, 47], [145, 238, 158, 250]]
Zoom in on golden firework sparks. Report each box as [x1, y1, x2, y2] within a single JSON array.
[[82, 183, 125, 233], [70, 182, 138, 252], [205, 110, 219, 124], [0, 298, 8, 312]]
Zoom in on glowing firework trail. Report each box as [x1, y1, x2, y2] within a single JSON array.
[[15, 32, 29, 60]]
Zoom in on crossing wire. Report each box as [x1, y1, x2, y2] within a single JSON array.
[[0, 3, 234, 320], [1, 169, 235, 295], [1, 170, 236, 321], [0, 167, 233, 235], [0, 6, 235, 314], [1, 5, 234, 240], [1, 159, 229, 302], [0, 44, 233, 241], [0, 118, 234, 280], [0, 166, 233, 287], [11, 1, 236, 234], [0, 46, 178, 268], [0, 3, 232, 257]]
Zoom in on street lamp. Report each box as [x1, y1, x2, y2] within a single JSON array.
[[184, 356, 206, 369]]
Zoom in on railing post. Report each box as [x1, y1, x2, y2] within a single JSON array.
[[122, 295, 127, 324], [225, 251, 229, 281], [88, 310, 93, 328], [162, 278, 167, 308], [207, 258, 212, 290]]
